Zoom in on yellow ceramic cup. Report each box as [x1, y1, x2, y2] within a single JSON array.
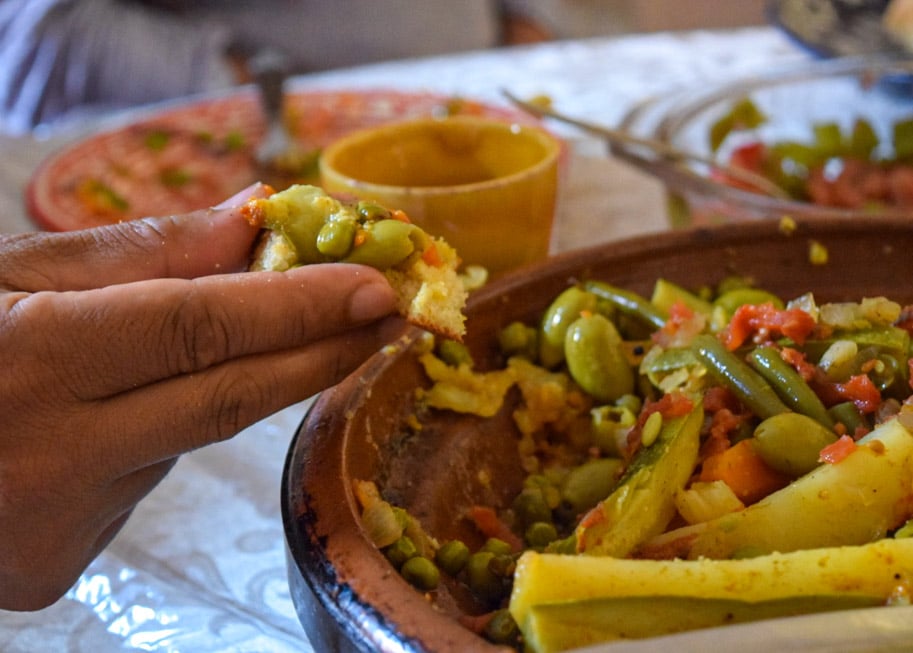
[[319, 116, 561, 278]]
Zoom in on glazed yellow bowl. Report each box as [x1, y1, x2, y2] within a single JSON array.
[[319, 115, 562, 278]]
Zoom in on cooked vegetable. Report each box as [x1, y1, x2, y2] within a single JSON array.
[[511, 538, 913, 652]]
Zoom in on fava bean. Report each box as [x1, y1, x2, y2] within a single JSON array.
[[437, 339, 474, 368], [356, 199, 392, 222], [584, 281, 667, 331], [499, 321, 538, 360], [315, 217, 357, 259], [565, 313, 634, 402], [538, 286, 598, 368], [691, 335, 790, 420], [482, 537, 514, 557], [753, 412, 838, 477], [343, 219, 419, 268], [560, 457, 624, 514], [747, 346, 834, 429], [512, 487, 552, 527]]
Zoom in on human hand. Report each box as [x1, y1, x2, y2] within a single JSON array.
[[0, 183, 402, 610]]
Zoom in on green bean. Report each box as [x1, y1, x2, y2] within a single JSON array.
[[560, 457, 624, 514], [691, 335, 790, 420], [583, 280, 667, 331], [564, 313, 634, 402], [828, 401, 869, 435], [746, 346, 834, 429], [342, 219, 418, 268], [483, 609, 520, 645], [753, 412, 838, 477], [400, 556, 440, 591], [435, 540, 470, 576], [538, 286, 598, 368]]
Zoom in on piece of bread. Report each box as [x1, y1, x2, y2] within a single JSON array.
[[243, 184, 467, 341]]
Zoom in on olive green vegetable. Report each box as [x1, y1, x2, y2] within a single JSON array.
[[752, 412, 838, 478], [828, 401, 869, 434], [746, 346, 834, 429], [437, 339, 474, 368], [713, 288, 783, 317], [564, 313, 634, 403], [400, 556, 440, 591], [342, 219, 421, 268], [435, 540, 470, 576], [385, 535, 418, 569], [315, 216, 357, 258], [650, 278, 712, 316], [691, 335, 790, 420], [484, 609, 520, 645], [499, 321, 539, 360], [513, 487, 553, 528], [525, 521, 559, 549], [356, 199, 392, 222], [482, 537, 514, 557], [560, 457, 624, 515], [584, 281, 667, 330], [466, 551, 505, 603], [538, 286, 598, 368]]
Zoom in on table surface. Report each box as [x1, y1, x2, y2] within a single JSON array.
[[4, 25, 907, 653]]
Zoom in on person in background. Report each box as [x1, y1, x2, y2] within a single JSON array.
[[0, 0, 629, 135]]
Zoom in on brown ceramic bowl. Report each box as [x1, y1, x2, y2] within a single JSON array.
[[281, 217, 913, 652]]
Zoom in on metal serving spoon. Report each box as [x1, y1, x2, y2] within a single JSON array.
[[503, 90, 791, 200]]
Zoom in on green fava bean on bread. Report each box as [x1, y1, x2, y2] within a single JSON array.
[[243, 184, 468, 341]]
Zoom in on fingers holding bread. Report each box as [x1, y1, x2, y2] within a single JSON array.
[[243, 184, 469, 341]]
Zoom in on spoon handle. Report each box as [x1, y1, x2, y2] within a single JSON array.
[[503, 90, 790, 200]]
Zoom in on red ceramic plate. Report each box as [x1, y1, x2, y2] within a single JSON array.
[[26, 89, 532, 232]]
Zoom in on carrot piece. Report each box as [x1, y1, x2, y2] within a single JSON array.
[[390, 209, 411, 223], [421, 242, 443, 267], [698, 439, 790, 505], [467, 506, 524, 552]]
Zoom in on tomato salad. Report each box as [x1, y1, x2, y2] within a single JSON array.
[[711, 97, 913, 210]]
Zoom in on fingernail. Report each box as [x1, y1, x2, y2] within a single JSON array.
[[349, 277, 397, 323], [213, 183, 267, 209]]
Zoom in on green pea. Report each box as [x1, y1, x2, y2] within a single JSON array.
[[356, 199, 392, 222], [525, 521, 558, 549], [435, 540, 470, 576], [512, 487, 552, 527], [315, 217, 357, 259], [343, 219, 418, 269], [437, 339, 474, 368], [481, 537, 513, 557], [564, 313, 634, 403], [560, 457, 623, 514], [483, 609, 520, 645], [498, 321, 538, 360], [466, 552, 504, 603], [385, 535, 417, 569], [400, 556, 440, 591], [538, 286, 598, 369], [753, 412, 838, 478], [487, 552, 516, 578]]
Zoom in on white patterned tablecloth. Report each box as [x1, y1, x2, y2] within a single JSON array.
[[0, 26, 846, 653]]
